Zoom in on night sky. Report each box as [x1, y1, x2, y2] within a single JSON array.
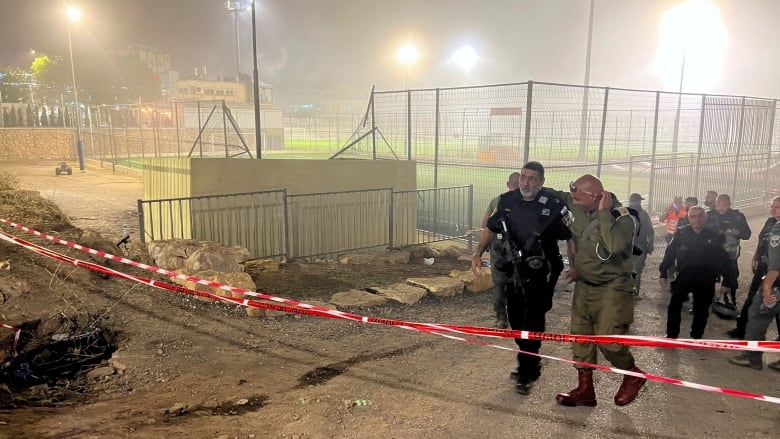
[[1, 0, 779, 99]]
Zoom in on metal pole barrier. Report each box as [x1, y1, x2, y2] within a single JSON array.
[[467, 185, 474, 251], [731, 96, 747, 198], [596, 87, 609, 177], [174, 101, 181, 156], [523, 81, 534, 165], [222, 100, 229, 157], [762, 100, 777, 195], [407, 89, 412, 160], [692, 94, 707, 196], [388, 188, 394, 249], [138, 98, 145, 162], [371, 90, 377, 159], [648, 91, 660, 212], [197, 100, 203, 157]]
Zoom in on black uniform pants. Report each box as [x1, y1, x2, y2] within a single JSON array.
[[667, 279, 715, 339], [506, 274, 553, 383], [736, 267, 780, 334]]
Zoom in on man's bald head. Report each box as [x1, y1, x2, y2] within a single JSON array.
[[575, 174, 603, 194], [571, 174, 604, 210]]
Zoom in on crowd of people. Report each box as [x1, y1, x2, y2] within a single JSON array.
[[470, 163, 780, 405]]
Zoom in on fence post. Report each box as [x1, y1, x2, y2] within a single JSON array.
[[731, 96, 747, 198], [467, 185, 474, 251], [763, 100, 777, 194], [283, 189, 290, 260], [174, 101, 181, 157], [692, 94, 707, 196], [434, 89, 441, 238], [407, 89, 412, 160], [197, 100, 203, 157], [222, 100, 229, 157], [596, 87, 609, 177], [523, 81, 533, 165], [388, 188, 394, 249], [648, 91, 660, 212], [434, 88, 440, 188], [371, 90, 377, 160], [137, 199, 146, 243], [138, 98, 145, 162], [627, 157, 633, 198]]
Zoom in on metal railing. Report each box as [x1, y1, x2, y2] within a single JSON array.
[[138, 185, 473, 259], [333, 81, 779, 224]]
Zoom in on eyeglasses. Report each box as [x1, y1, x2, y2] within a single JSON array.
[[569, 181, 599, 198]]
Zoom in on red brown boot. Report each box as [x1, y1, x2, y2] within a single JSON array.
[[555, 369, 597, 407], [614, 366, 646, 406]]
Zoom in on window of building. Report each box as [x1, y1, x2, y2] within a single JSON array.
[[195, 87, 202, 94], [179, 88, 189, 95]]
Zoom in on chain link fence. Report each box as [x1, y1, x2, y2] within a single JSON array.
[[334, 81, 779, 225]]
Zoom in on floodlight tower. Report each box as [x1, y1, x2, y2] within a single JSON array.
[[225, 0, 252, 81]]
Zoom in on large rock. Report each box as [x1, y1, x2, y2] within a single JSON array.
[[337, 253, 375, 265], [401, 245, 439, 258], [379, 250, 410, 264], [149, 240, 249, 272], [329, 289, 388, 308], [449, 270, 493, 293], [406, 277, 464, 297], [437, 244, 467, 259], [185, 246, 249, 272], [245, 258, 281, 272], [78, 228, 123, 256], [368, 283, 428, 305]]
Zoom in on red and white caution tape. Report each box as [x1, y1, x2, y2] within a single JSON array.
[[2, 219, 780, 405], [1, 216, 778, 353]]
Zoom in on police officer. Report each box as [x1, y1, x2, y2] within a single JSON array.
[[471, 161, 571, 395], [728, 210, 780, 371], [659, 206, 737, 339], [727, 196, 780, 339], [707, 193, 751, 307], [628, 193, 654, 297], [474, 172, 521, 329], [555, 174, 646, 407]]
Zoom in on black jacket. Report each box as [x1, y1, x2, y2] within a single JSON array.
[[487, 189, 571, 274], [659, 226, 737, 288]]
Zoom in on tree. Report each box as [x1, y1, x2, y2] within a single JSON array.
[[30, 53, 161, 105], [40, 106, 49, 127], [26, 104, 34, 127], [0, 67, 33, 103], [8, 108, 17, 126]]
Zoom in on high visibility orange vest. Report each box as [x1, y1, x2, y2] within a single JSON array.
[[665, 207, 687, 234]]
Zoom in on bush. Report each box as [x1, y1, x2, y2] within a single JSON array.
[[0, 170, 20, 191]]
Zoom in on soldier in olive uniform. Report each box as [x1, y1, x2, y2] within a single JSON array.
[[474, 172, 521, 329], [727, 196, 780, 339], [728, 212, 780, 372], [555, 174, 646, 407]]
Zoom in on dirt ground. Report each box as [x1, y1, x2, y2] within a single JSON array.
[[0, 160, 779, 439]]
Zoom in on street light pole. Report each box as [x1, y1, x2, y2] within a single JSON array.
[[250, 0, 262, 158], [66, 8, 86, 171]]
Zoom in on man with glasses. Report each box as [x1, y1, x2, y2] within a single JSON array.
[[471, 162, 571, 395], [555, 174, 646, 407]]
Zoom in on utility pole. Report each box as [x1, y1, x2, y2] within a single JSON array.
[[578, 0, 595, 160]]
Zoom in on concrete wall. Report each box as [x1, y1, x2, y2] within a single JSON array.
[[0, 128, 75, 160]]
